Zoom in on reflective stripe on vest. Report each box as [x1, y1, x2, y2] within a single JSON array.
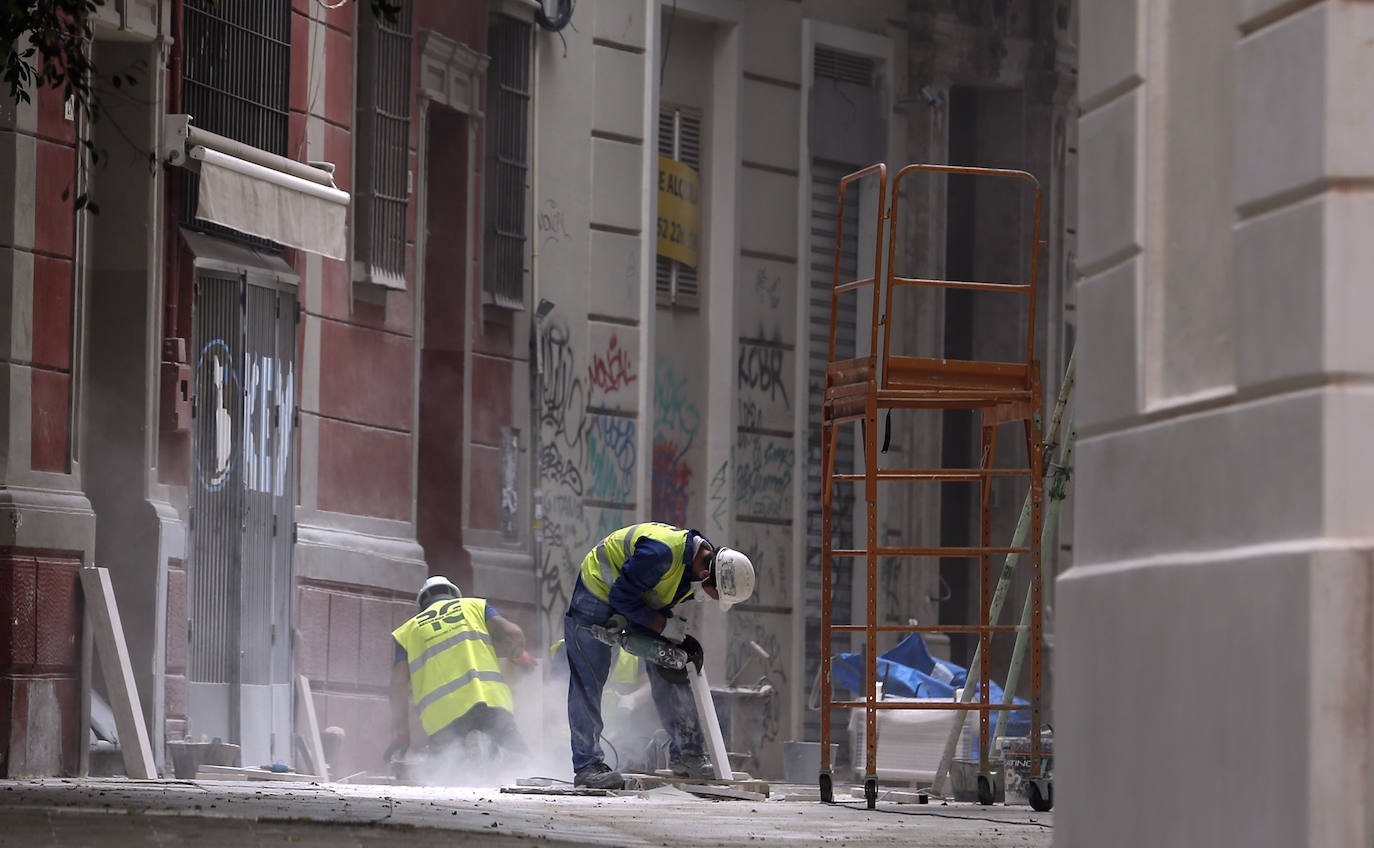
[[392, 597, 513, 735], [579, 522, 690, 610]]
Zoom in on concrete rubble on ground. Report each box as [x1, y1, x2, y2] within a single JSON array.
[[0, 777, 1052, 847]]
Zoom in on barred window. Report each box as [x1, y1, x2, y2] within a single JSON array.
[[483, 14, 532, 309], [355, 0, 414, 289], [656, 104, 701, 309], [180, 0, 291, 247]]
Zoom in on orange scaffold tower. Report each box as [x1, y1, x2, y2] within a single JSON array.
[[817, 163, 1047, 810]]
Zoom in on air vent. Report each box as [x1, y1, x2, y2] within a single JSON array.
[[814, 46, 875, 87]]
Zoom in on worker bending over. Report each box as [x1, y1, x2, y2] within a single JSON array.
[[389, 576, 533, 768], [564, 522, 755, 789]]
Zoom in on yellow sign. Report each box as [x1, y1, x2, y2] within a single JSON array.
[[657, 156, 700, 269]]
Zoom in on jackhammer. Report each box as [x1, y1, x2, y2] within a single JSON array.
[[588, 614, 702, 679]]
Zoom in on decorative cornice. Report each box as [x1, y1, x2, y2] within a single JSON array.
[[417, 30, 490, 117]]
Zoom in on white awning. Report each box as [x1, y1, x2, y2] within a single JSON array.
[[164, 115, 349, 260]]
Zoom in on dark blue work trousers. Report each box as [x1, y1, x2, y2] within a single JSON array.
[[564, 578, 704, 773]]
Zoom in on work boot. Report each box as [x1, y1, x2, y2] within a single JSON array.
[[573, 761, 625, 790], [668, 752, 714, 780]]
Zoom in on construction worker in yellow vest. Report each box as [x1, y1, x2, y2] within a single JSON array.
[[387, 576, 534, 765], [564, 522, 756, 789]]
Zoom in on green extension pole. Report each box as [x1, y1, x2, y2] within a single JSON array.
[[930, 348, 1076, 798], [992, 421, 1075, 746]]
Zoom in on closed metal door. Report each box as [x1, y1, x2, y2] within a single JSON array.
[[188, 272, 297, 766]]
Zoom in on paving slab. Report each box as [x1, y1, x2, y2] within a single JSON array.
[[0, 778, 1053, 847]]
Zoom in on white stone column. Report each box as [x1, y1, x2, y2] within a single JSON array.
[[1061, 2, 1374, 845]]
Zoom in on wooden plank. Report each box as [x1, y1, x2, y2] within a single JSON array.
[[627, 772, 771, 797], [679, 783, 767, 802], [685, 665, 732, 780], [295, 675, 328, 780], [196, 764, 314, 781], [500, 786, 619, 797], [79, 567, 157, 779]]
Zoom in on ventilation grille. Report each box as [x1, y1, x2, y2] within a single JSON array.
[[656, 104, 702, 309], [814, 46, 875, 87]]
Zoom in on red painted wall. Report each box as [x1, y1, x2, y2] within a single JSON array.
[[30, 86, 77, 473]]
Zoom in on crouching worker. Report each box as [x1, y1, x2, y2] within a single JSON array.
[[564, 522, 755, 789], [387, 576, 534, 768]]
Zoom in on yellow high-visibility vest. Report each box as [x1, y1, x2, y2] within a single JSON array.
[[392, 597, 513, 735], [578, 522, 691, 610]]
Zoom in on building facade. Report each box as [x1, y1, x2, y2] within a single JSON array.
[[1062, 1, 1374, 845], [0, 0, 1076, 782]]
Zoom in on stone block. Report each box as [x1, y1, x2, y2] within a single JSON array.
[[1077, 89, 1140, 271], [30, 368, 70, 473], [737, 256, 796, 345], [1326, 4, 1374, 182], [358, 596, 397, 688], [1234, 4, 1324, 210], [1055, 549, 1308, 847], [327, 592, 361, 687], [741, 78, 800, 173], [34, 140, 74, 258], [739, 167, 798, 260], [593, 44, 645, 141], [587, 228, 641, 321], [729, 521, 791, 609], [1234, 195, 1323, 388], [594, 0, 646, 51], [590, 137, 643, 233], [468, 443, 500, 530], [1324, 192, 1374, 374], [1076, 257, 1139, 429], [1321, 389, 1374, 540], [470, 354, 513, 445], [1079, 0, 1142, 108], [165, 566, 187, 673], [742, 0, 802, 84], [1074, 390, 1323, 566]]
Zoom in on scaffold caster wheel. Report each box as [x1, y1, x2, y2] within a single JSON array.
[[864, 777, 878, 810], [977, 774, 995, 806], [1028, 778, 1053, 812], [819, 772, 833, 804]]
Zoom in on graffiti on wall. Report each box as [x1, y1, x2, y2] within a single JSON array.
[[587, 333, 637, 399], [538, 198, 573, 249], [536, 320, 640, 630], [196, 341, 294, 497], [652, 355, 700, 528], [708, 458, 730, 537], [735, 433, 794, 519], [726, 611, 790, 760]]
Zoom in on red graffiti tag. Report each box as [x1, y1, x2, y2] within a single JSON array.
[[588, 334, 637, 396]]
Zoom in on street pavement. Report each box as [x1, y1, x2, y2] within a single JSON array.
[[0, 777, 1053, 847]]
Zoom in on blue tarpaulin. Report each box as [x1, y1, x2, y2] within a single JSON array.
[[834, 633, 1030, 738]]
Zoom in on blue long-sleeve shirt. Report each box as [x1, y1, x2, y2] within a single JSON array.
[[608, 530, 704, 632]]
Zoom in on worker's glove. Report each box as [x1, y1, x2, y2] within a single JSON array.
[[382, 733, 409, 764], [660, 614, 689, 644], [510, 650, 536, 669], [680, 634, 704, 673]]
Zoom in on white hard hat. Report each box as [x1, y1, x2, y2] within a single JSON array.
[[417, 575, 462, 610], [712, 548, 755, 611]]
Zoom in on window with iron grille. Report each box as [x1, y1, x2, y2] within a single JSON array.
[[656, 105, 701, 309], [180, 0, 291, 248], [483, 14, 532, 310], [355, 0, 414, 289]]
